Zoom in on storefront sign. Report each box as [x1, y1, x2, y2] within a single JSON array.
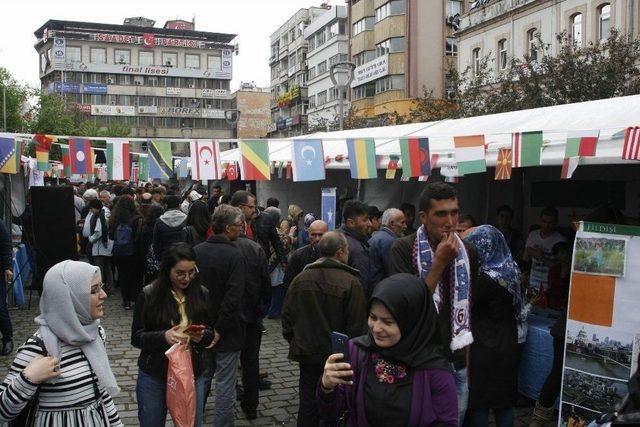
[[276, 118, 287, 130], [351, 54, 389, 88], [82, 83, 108, 94], [137, 106, 158, 114], [166, 87, 181, 96], [201, 109, 226, 119], [201, 88, 229, 98], [72, 103, 92, 114], [92, 32, 206, 49], [91, 105, 135, 116], [47, 62, 232, 79], [158, 107, 201, 117], [285, 117, 293, 127], [53, 37, 65, 68], [51, 82, 81, 94]]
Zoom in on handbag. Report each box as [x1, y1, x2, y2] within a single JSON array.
[[9, 336, 46, 427]]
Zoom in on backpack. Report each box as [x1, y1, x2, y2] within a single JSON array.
[[112, 222, 134, 256]]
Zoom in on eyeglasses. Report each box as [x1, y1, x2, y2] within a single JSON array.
[[174, 266, 199, 280], [91, 282, 105, 295]]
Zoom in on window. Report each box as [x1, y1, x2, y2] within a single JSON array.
[[445, 37, 458, 56], [90, 48, 107, 64], [114, 49, 130, 64], [571, 13, 582, 46], [66, 46, 81, 63], [309, 95, 316, 109], [106, 74, 117, 84], [375, 0, 405, 22], [375, 75, 404, 93], [352, 17, 375, 36], [186, 54, 200, 69], [329, 87, 347, 101], [162, 52, 177, 67], [328, 20, 346, 39], [329, 53, 349, 67], [118, 74, 130, 85], [498, 38, 507, 70], [376, 37, 404, 57], [446, 0, 462, 17], [352, 82, 376, 100], [208, 54, 221, 71], [308, 66, 317, 80], [317, 90, 327, 106], [527, 29, 538, 61], [119, 95, 131, 106], [317, 61, 327, 75], [139, 51, 154, 66], [472, 48, 481, 75], [316, 30, 326, 47], [598, 4, 611, 41], [147, 76, 158, 86], [353, 50, 375, 66], [308, 37, 315, 51]]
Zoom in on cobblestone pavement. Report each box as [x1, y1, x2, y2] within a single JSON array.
[[0, 289, 542, 426]]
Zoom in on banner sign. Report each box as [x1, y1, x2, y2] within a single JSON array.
[[53, 37, 65, 68], [91, 105, 135, 116], [351, 54, 389, 88], [50, 82, 81, 94], [82, 83, 108, 94], [559, 221, 640, 425], [201, 89, 228, 98], [92, 32, 206, 49], [45, 62, 232, 79], [321, 188, 337, 231]]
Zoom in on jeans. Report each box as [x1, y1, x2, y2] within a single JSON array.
[[136, 369, 208, 427], [0, 278, 13, 342], [240, 321, 262, 412], [454, 367, 469, 426], [298, 363, 325, 427], [469, 407, 515, 427], [213, 351, 241, 427], [268, 284, 287, 318]]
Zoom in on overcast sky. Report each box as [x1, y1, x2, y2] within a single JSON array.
[[0, 0, 341, 90]]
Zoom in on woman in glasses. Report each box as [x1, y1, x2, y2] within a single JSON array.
[[132, 243, 213, 427], [0, 260, 122, 426]]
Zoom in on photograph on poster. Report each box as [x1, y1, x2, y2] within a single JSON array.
[[565, 320, 633, 380], [560, 402, 601, 427], [573, 237, 627, 277], [562, 368, 627, 413]]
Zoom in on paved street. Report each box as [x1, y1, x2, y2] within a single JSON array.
[[0, 289, 539, 426]]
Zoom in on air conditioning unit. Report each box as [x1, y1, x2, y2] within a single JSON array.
[[446, 89, 456, 100], [107, 78, 114, 84], [135, 80, 142, 85], [189, 83, 196, 88], [110, 100, 116, 105]]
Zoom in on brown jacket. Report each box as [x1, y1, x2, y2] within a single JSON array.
[[282, 257, 368, 365]]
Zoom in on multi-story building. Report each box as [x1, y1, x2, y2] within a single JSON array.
[[34, 18, 237, 140], [456, 0, 636, 78], [268, 6, 329, 138], [347, 0, 467, 122], [231, 82, 271, 139], [304, 5, 349, 131]]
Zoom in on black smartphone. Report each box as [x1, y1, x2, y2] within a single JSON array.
[[330, 331, 350, 362]]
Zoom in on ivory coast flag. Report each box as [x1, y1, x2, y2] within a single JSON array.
[[239, 140, 270, 180], [106, 139, 130, 180], [565, 130, 599, 158], [453, 135, 486, 175], [346, 138, 377, 179], [512, 131, 543, 167]]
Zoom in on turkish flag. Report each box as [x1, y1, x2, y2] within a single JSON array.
[[226, 162, 238, 181]]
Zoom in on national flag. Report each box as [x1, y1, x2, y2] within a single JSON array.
[[285, 161, 292, 180], [399, 137, 430, 177], [561, 157, 580, 179], [292, 139, 325, 181], [565, 130, 599, 157], [239, 140, 270, 180], [226, 162, 238, 181], [61, 146, 71, 177], [69, 138, 93, 174], [418, 176, 429, 182], [430, 153, 440, 169], [386, 156, 399, 179], [512, 131, 543, 167], [277, 161, 284, 179], [33, 134, 55, 171], [454, 135, 486, 175], [149, 140, 174, 180], [106, 139, 130, 180], [177, 157, 189, 178], [495, 148, 512, 180], [131, 165, 139, 183], [321, 188, 337, 231], [0, 137, 21, 174], [622, 126, 640, 160], [190, 139, 222, 180], [138, 154, 149, 181], [346, 138, 377, 179]]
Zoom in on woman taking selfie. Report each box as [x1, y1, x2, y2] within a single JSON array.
[[131, 243, 213, 427], [0, 260, 122, 426], [318, 273, 457, 427]]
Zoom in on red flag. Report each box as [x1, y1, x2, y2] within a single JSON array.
[[285, 161, 292, 180], [226, 162, 238, 181], [622, 126, 640, 160]]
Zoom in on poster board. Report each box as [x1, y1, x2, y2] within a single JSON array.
[[560, 222, 640, 426]]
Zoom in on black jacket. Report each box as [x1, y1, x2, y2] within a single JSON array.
[[234, 235, 271, 324], [0, 221, 12, 281], [131, 284, 213, 380], [339, 225, 373, 297], [194, 235, 246, 352], [283, 244, 320, 286], [152, 209, 187, 260], [252, 211, 287, 269]]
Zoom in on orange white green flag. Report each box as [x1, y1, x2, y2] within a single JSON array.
[[346, 138, 377, 179], [239, 140, 270, 180], [453, 135, 486, 175]]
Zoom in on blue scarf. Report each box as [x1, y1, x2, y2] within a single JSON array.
[[413, 225, 473, 351]]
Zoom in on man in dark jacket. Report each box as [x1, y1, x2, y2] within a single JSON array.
[[0, 221, 13, 356], [339, 200, 373, 297], [152, 195, 186, 260], [193, 204, 246, 426], [369, 208, 406, 285], [234, 230, 271, 420], [282, 231, 367, 427], [282, 220, 328, 287], [388, 182, 478, 424]]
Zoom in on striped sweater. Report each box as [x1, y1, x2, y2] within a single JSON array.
[[0, 327, 123, 426]]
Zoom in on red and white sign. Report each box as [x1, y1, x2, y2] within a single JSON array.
[[142, 33, 156, 48], [93, 32, 205, 49]]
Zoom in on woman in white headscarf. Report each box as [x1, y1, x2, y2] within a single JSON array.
[[0, 260, 122, 426]]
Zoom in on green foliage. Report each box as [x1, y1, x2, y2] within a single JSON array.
[[0, 68, 31, 132]]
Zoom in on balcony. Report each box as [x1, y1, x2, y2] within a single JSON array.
[[269, 53, 279, 66], [459, 0, 536, 33]]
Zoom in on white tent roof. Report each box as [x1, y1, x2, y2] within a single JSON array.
[[221, 95, 640, 170]]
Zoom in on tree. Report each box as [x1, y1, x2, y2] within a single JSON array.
[[30, 93, 83, 135], [0, 68, 31, 132]]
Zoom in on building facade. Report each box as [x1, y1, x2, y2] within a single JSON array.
[[231, 82, 271, 139], [268, 6, 328, 138], [347, 0, 466, 121], [457, 0, 638, 78], [34, 18, 237, 139], [304, 5, 349, 131]]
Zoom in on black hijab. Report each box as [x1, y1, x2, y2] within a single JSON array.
[[353, 273, 449, 370]]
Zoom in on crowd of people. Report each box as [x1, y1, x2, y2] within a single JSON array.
[[0, 178, 631, 427]]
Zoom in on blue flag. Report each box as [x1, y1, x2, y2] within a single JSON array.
[[321, 188, 337, 231], [292, 139, 325, 182]]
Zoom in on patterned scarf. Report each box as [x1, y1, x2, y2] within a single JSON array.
[[413, 225, 473, 351]]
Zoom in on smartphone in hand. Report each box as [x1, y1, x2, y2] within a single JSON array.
[[185, 324, 206, 333]]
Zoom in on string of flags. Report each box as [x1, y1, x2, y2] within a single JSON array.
[[0, 127, 638, 183]]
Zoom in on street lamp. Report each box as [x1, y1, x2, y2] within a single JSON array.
[[329, 61, 355, 131]]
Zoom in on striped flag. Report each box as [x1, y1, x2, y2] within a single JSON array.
[[565, 130, 599, 157], [622, 126, 640, 160], [386, 156, 399, 179], [239, 140, 270, 180], [454, 135, 486, 175], [106, 139, 130, 180], [69, 138, 93, 174], [512, 131, 543, 167], [149, 140, 173, 180], [346, 138, 377, 179], [138, 154, 149, 181], [190, 139, 222, 180], [561, 157, 580, 179], [399, 137, 430, 177], [0, 137, 21, 174], [33, 134, 55, 171], [495, 148, 512, 180], [61, 146, 71, 177]]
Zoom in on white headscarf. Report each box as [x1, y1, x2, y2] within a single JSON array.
[[34, 260, 120, 396]]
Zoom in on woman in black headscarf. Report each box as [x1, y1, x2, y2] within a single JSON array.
[[318, 273, 458, 427]]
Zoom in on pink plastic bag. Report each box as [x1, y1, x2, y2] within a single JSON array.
[[165, 343, 196, 427]]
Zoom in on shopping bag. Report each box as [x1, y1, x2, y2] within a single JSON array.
[[165, 342, 196, 427]]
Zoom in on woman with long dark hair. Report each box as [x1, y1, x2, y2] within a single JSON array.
[[182, 200, 211, 246], [131, 243, 213, 427], [87, 199, 114, 294], [109, 195, 143, 310]]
